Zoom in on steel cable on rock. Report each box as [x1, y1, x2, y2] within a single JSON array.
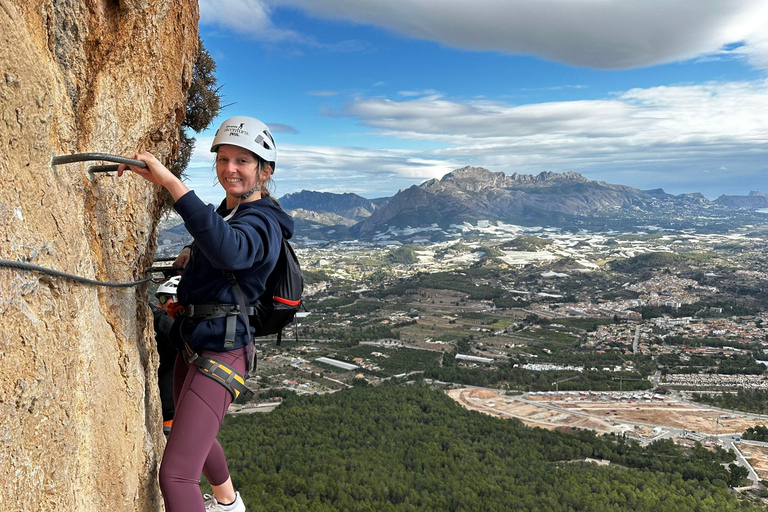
[[5, 153, 168, 287], [0, 259, 156, 288]]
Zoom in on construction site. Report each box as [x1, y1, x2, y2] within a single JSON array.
[[448, 386, 768, 482]]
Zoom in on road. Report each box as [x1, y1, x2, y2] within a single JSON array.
[[721, 436, 760, 486]]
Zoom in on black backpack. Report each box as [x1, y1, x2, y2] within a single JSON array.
[[227, 238, 304, 348], [250, 238, 304, 344]]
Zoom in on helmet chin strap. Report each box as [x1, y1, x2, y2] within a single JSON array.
[[223, 160, 262, 222], [238, 159, 261, 200]]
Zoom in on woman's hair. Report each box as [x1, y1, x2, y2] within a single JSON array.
[[258, 159, 280, 206]]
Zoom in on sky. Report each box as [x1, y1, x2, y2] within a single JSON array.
[[187, 0, 768, 204]]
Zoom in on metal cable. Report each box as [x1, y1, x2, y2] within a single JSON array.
[[27, 154, 166, 286], [0, 259, 155, 288]]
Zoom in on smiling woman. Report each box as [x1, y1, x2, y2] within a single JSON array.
[[118, 115, 294, 512], [216, 145, 268, 207]]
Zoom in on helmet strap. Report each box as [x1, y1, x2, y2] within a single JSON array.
[[237, 158, 261, 200]]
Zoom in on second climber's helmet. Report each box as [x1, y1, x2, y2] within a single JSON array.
[[210, 116, 277, 169], [155, 275, 181, 304]]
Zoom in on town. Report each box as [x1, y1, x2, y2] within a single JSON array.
[[158, 213, 768, 488]]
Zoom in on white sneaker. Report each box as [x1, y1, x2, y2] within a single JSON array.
[[203, 491, 246, 512]]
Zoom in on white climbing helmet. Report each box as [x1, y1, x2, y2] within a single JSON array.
[[210, 116, 277, 168], [155, 276, 181, 302]]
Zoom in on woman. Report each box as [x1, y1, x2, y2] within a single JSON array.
[[119, 116, 294, 512]]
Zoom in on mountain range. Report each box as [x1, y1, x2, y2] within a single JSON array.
[[156, 167, 767, 251], [278, 167, 768, 239]]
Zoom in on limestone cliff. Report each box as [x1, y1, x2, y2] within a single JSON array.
[[0, 1, 198, 510]]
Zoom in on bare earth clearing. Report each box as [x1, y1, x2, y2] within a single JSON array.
[[447, 388, 759, 437], [744, 445, 768, 480]]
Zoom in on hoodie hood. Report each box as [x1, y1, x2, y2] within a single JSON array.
[[217, 197, 295, 239]]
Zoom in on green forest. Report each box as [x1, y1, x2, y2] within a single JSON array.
[[215, 384, 760, 511], [423, 347, 652, 392], [693, 389, 768, 415]]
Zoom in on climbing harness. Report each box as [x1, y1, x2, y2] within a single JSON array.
[[181, 295, 255, 401], [179, 296, 256, 400], [181, 302, 256, 348], [184, 342, 254, 400]]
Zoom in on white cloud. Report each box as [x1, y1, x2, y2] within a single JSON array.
[[189, 135, 216, 166], [182, 80, 768, 199], [264, 0, 768, 69], [273, 144, 456, 196], [736, 33, 768, 70], [343, 80, 768, 142], [197, 0, 367, 51], [398, 89, 439, 97], [198, 0, 301, 42], [328, 80, 768, 195], [268, 123, 299, 134], [184, 134, 455, 199]]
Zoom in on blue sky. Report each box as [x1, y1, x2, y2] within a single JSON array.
[[187, 0, 768, 204]]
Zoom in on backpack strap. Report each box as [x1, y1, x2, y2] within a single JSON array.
[[225, 271, 256, 374]]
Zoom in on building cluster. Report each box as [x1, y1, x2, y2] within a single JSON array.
[[662, 374, 768, 389], [548, 302, 643, 321], [529, 391, 667, 401], [540, 274, 720, 322], [623, 274, 717, 307], [661, 317, 767, 343], [581, 316, 768, 356]]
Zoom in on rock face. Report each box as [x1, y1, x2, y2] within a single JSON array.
[[0, 1, 197, 511]]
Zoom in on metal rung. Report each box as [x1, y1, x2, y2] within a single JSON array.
[[52, 153, 148, 173]]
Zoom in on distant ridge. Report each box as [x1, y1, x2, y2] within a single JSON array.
[[354, 167, 658, 235], [268, 169, 767, 240], [280, 190, 382, 220], [715, 191, 768, 209]]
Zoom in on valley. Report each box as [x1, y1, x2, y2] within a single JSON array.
[[154, 176, 768, 495]]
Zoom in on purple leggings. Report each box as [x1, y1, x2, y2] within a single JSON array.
[[159, 347, 248, 512]]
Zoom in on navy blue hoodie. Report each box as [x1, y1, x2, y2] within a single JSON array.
[[170, 191, 294, 352]]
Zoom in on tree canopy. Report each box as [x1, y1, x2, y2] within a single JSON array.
[[214, 384, 756, 511]]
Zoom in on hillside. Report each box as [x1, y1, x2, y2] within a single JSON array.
[[716, 191, 768, 209], [352, 167, 654, 235], [218, 385, 758, 511]]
